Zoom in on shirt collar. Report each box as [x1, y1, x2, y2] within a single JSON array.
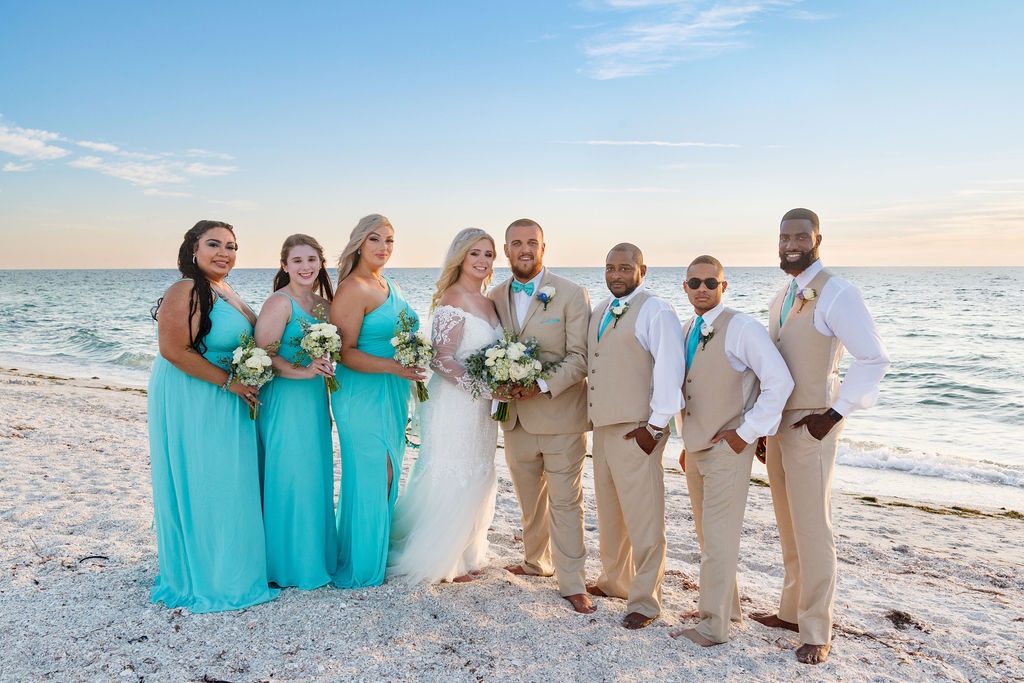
[[613, 284, 646, 306], [698, 302, 725, 326]]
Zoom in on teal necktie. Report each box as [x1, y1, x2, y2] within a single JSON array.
[[686, 315, 703, 369], [597, 299, 619, 341], [512, 281, 535, 296], [780, 279, 797, 325]]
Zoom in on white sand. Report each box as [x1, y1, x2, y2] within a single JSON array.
[[1, 366, 1022, 682]]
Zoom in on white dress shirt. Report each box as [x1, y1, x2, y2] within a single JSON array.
[[600, 285, 686, 428], [686, 303, 795, 444], [512, 268, 551, 393], [770, 259, 891, 417]]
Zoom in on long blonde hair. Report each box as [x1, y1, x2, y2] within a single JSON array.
[[430, 228, 496, 312], [336, 214, 393, 282]]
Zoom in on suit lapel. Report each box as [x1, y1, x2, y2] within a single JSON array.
[[493, 279, 517, 334]]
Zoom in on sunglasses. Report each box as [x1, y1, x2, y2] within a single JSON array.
[[686, 277, 721, 290]]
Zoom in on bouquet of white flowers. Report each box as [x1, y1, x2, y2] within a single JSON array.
[[391, 309, 433, 401], [296, 319, 342, 392], [227, 332, 276, 419], [464, 330, 549, 421]]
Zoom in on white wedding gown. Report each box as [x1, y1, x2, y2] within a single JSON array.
[[387, 305, 501, 583]]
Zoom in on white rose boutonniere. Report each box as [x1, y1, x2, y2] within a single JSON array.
[[537, 285, 556, 311], [699, 321, 715, 349], [797, 288, 817, 313], [610, 300, 630, 328]]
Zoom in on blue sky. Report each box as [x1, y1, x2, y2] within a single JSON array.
[[2, 0, 1022, 269]]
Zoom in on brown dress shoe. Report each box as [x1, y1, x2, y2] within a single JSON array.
[[623, 612, 655, 630]]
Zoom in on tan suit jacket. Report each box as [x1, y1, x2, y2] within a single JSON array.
[[489, 269, 590, 435]]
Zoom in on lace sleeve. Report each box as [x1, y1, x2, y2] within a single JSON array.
[[430, 306, 488, 397]]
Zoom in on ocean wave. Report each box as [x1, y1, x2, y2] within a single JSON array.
[[838, 441, 1024, 488]]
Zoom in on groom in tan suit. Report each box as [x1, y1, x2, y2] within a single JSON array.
[[489, 218, 595, 614]]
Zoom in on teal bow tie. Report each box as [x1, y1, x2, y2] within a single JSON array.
[[512, 281, 535, 296]]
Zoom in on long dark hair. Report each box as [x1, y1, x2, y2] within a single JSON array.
[[151, 220, 236, 354], [272, 234, 334, 300]]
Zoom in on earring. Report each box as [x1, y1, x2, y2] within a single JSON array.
[[192, 254, 197, 265], [356, 249, 361, 255]]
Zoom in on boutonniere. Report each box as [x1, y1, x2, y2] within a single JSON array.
[[537, 285, 556, 311], [797, 288, 817, 312], [610, 300, 630, 328], [699, 321, 715, 349]]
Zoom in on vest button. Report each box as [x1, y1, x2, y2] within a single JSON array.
[[595, 352, 600, 357]]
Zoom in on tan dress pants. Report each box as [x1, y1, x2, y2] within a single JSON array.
[[765, 408, 844, 646], [503, 427, 588, 596], [685, 439, 754, 643], [591, 422, 667, 618]]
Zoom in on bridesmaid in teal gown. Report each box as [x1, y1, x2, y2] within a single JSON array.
[[330, 214, 426, 588], [148, 220, 278, 613], [255, 234, 338, 589]]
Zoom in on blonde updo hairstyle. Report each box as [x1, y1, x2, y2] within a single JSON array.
[[430, 227, 496, 312], [336, 213, 393, 283]]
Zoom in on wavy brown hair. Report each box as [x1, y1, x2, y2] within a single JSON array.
[[272, 233, 334, 300]]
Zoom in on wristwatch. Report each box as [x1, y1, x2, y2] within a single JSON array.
[[824, 408, 844, 423], [645, 423, 667, 440]]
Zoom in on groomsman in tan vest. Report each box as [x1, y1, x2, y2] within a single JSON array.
[[668, 255, 793, 647], [489, 218, 595, 614], [754, 208, 890, 664], [585, 243, 686, 629]]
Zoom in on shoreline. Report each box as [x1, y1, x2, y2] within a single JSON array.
[[1, 367, 1022, 681]]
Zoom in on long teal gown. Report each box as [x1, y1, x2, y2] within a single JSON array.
[[257, 294, 338, 589], [332, 276, 416, 588], [148, 298, 279, 613]]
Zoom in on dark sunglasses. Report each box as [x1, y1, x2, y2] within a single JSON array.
[[686, 277, 721, 290]]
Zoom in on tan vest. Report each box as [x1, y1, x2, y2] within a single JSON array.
[[587, 292, 654, 428], [768, 270, 844, 410], [681, 309, 759, 453]]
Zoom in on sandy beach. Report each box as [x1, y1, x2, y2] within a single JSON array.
[[1, 366, 1022, 682]]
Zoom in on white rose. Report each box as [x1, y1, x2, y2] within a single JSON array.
[[232, 348, 244, 364], [390, 337, 400, 347], [801, 288, 817, 301], [700, 322, 714, 337], [508, 363, 529, 381], [244, 356, 264, 370]]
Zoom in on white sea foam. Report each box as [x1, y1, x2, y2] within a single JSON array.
[[838, 440, 1024, 488]]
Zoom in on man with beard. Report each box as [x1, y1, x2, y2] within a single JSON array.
[[585, 243, 685, 630], [753, 208, 889, 664], [489, 218, 595, 614]]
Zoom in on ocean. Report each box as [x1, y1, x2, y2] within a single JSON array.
[[1, 266, 1022, 511]]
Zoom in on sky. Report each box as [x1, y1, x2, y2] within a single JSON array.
[[2, 0, 1022, 269]]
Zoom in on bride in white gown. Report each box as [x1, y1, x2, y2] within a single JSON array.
[[388, 228, 503, 584]]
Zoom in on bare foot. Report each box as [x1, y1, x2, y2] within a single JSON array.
[[564, 593, 596, 614], [452, 573, 475, 583], [623, 612, 656, 630], [469, 569, 484, 576], [796, 643, 830, 664], [504, 564, 528, 575], [669, 628, 720, 647], [585, 583, 608, 597], [752, 613, 799, 632]]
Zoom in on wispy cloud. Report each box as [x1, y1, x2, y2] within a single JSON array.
[[144, 188, 193, 198], [580, 0, 802, 79], [563, 139, 739, 148], [186, 148, 235, 160], [68, 156, 237, 187], [0, 121, 70, 160], [0, 115, 238, 194], [552, 186, 679, 193]]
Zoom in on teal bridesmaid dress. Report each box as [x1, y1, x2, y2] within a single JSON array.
[[332, 276, 416, 588], [257, 295, 338, 589], [148, 298, 279, 613]]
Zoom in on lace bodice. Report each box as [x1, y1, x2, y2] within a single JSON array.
[[429, 305, 501, 396]]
